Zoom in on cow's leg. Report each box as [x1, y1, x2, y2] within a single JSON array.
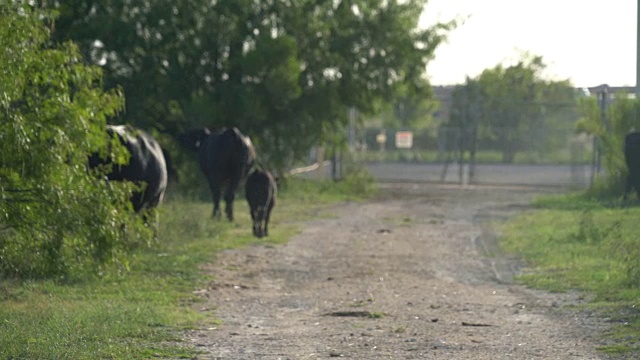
[[249, 207, 257, 222], [250, 207, 260, 237], [209, 181, 222, 219], [131, 190, 144, 213], [223, 188, 235, 221], [257, 208, 267, 237], [143, 208, 160, 240], [264, 201, 273, 237], [253, 219, 261, 237], [224, 174, 242, 221], [632, 170, 640, 201]]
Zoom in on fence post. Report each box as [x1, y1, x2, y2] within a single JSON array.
[[316, 146, 325, 179]]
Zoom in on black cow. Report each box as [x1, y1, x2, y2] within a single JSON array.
[[177, 127, 256, 221], [88, 125, 168, 214], [245, 169, 277, 238], [624, 131, 640, 200]]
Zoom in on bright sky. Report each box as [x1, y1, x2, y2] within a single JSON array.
[[420, 0, 637, 88]]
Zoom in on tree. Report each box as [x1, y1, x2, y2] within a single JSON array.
[[0, 4, 148, 278], [448, 54, 578, 163], [45, 0, 454, 173], [445, 78, 482, 172]]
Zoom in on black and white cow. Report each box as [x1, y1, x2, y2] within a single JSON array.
[[177, 127, 256, 221], [88, 125, 168, 214], [245, 168, 277, 238]]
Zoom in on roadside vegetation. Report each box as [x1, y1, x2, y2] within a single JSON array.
[[500, 192, 640, 354], [0, 175, 377, 359], [499, 95, 640, 355]]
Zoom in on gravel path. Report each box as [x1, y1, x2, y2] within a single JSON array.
[[184, 182, 618, 359]]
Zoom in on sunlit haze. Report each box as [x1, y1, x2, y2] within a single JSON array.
[[420, 0, 637, 88]]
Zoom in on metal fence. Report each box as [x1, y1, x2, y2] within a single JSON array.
[[345, 125, 596, 188], [290, 112, 601, 188]]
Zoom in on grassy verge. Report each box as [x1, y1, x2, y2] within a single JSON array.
[[0, 176, 376, 359], [500, 192, 640, 355]]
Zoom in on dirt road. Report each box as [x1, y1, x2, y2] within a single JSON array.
[[185, 182, 617, 359]]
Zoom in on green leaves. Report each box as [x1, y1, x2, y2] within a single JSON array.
[[579, 94, 640, 192], [448, 54, 579, 163], [44, 0, 453, 172], [0, 4, 147, 279], [244, 34, 302, 111]]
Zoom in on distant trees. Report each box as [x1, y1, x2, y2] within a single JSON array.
[[0, 4, 150, 278], [447, 55, 579, 163], [45, 0, 454, 171]]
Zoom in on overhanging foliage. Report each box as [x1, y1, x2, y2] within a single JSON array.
[[0, 4, 150, 278]]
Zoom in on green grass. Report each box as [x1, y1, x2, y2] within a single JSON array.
[[0, 176, 376, 359], [500, 192, 640, 355]]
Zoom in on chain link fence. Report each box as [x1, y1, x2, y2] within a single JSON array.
[[348, 124, 595, 188]]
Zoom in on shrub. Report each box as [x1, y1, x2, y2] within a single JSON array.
[[0, 4, 148, 279]]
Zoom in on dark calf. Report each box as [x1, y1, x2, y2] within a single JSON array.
[[245, 169, 277, 238]]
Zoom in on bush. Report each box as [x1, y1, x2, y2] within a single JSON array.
[[337, 163, 378, 197], [577, 95, 640, 199], [0, 4, 148, 279]]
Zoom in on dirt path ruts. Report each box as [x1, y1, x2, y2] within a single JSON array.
[[184, 183, 618, 359]]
